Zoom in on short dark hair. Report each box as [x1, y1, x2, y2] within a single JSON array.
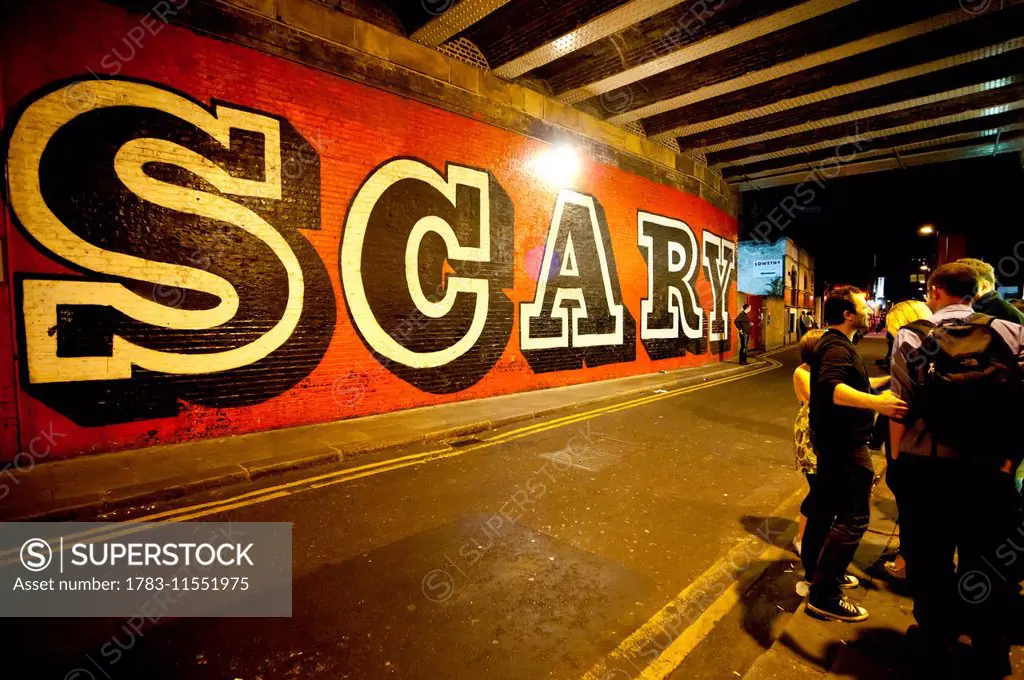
[[741, 303, 751, 311], [799, 328, 826, 365], [823, 285, 862, 325], [956, 258, 995, 286], [928, 262, 979, 300]]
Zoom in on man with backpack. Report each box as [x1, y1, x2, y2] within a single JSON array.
[[890, 262, 1024, 674]]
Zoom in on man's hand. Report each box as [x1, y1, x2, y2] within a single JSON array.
[[872, 391, 908, 418]]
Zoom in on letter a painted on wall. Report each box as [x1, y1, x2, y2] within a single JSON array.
[[520, 191, 636, 373], [638, 211, 706, 360], [341, 159, 514, 393], [5, 78, 336, 425], [701, 230, 737, 350]]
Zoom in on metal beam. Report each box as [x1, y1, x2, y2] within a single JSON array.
[[559, 0, 858, 104], [609, 6, 990, 125], [734, 137, 1024, 190], [492, 0, 685, 79], [411, 0, 514, 46], [657, 38, 1024, 142], [702, 76, 1024, 160], [733, 123, 1024, 180], [716, 97, 1024, 169]]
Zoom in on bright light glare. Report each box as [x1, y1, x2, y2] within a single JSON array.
[[918, 224, 935, 236], [535, 145, 581, 188]]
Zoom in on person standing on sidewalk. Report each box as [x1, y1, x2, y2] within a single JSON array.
[[890, 263, 1024, 674], [735, 304, 752, 365], [803, 286, 907, 622]]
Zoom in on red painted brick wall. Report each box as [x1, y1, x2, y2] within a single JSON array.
[[1, 0, 737, 460]]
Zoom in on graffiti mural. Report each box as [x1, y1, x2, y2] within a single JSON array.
[[1, 0, 738, 459], [6, 79, 336, 425]]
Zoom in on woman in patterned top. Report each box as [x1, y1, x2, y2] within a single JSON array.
[[793, 328, 826, 556]]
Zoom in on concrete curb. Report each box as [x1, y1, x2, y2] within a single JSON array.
[[5, 357, 778, 521]]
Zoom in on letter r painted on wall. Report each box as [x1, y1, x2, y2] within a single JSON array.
[[5, 78, 336, 425], [637, 211, 706, 360]]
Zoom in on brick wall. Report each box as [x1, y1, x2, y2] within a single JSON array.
[[0, 0, 738, 460]]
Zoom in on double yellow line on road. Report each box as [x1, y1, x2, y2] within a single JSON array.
[[1, 354, 783, 563]]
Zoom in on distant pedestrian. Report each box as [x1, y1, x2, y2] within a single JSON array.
[[803, 286, 907, 622], [798, 311, 813, 339], [735, 303, 752, 365], [890, 262, 1024, 674], [792, 328, 826, 557], [957, 257, 1024, 325]]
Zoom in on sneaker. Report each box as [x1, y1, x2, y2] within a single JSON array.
[[796, 574, 858, 597], [806, 596, 869, 623]]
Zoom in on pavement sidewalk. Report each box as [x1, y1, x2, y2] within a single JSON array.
[[741, 453, 1024, 680], [0, 356, 769, 522]]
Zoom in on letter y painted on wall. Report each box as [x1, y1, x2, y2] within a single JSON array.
[[5, 78, 336, 425], [701, 230, 737, 351]]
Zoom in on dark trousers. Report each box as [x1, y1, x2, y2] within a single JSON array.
[[801, 459, 874, 603], [896, 455, 1020, 645], [738, 332, 749, 363]]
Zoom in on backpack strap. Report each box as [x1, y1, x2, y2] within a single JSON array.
[[902, 319, 937, 340], [966, 312, 996, 327]]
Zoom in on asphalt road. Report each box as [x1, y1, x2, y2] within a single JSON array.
[[8, 339, 888, 680]]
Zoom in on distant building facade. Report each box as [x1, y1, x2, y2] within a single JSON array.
[[738, 238, 816, 350]]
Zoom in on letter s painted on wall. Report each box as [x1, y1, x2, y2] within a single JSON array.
[[5, 78, 336, 426]]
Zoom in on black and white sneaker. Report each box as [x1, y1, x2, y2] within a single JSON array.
[[806, 596, 869, 622], [795, 573, 859, 596]]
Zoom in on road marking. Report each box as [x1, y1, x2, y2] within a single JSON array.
[[3, 353, 786, 554], [581, 486, 804, 680]]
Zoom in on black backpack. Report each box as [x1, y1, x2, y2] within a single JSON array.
[[903, 314, 1024, 455]]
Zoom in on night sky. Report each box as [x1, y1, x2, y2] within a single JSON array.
[[740, 152, 1024, 303]]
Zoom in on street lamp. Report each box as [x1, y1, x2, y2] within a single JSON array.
[[917, 224, 949, 265]]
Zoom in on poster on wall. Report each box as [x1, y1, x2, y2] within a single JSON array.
[[738, 240, 786, 296]]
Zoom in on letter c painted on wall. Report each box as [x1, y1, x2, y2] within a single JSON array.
[[340, 159, 514, 393]]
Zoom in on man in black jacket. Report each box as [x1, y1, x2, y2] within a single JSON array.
[[803, 286, 907, 622], [735, 304, 752, 364], [958, 258, 1024, 324]]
